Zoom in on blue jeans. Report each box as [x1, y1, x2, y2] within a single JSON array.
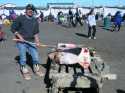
[[16, 42, 40, 65]]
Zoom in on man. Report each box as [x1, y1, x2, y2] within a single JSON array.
[[11, 4, 42, 80], [87, 9, 97, 39], [39, 11, 44, 22], [74, 8, 83, 27], [68, 8, 75, 27], [112, 11, 122, 32]]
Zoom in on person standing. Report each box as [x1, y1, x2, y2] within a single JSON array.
[[68, 8, 75, 27], [40, 11, 44, 22], [87, 9, 97, 39], [11, 4, 43, 80], [112, 11, 122, 32], [0, 25, 5, 41], [104, 13, 111, 30], [0, 16, 6, 42], [74, 8, 83, 27]]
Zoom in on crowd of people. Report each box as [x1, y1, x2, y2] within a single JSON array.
[[0, 5, 125, 49], [104, 11, 124, 32], [0, 6, 125, 30], [1, 7, 124, 41]]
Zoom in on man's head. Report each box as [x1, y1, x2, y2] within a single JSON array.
[[25, 4, 36, 17]]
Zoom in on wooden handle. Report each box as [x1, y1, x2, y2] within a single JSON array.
[[12, 38, 56, 48]]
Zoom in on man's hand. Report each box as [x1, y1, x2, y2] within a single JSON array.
[[34, 34, 40, 47], [18, 37, 25, 42], [35, 42, 41, 47]]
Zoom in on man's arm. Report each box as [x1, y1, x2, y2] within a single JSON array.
[[14, 32, 24, 41], [34, 33, 40, 47]]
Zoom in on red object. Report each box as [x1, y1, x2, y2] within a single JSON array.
[[84, 48, 88, 53], [0, 31, 5, 39]]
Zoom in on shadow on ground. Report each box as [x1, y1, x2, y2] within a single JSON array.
[[14, 52, 35, 71], [117, 89, 125, 93], [101, 27, 113, 32], [75, 33, 88, 38], [99, 25, 114, 32]]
